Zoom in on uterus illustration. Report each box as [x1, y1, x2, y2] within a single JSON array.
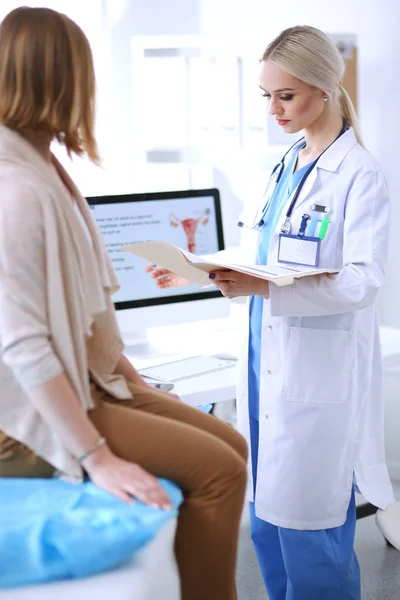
[[169, 210, 210, 253]]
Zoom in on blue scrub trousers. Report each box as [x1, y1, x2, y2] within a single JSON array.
[[249, 416, 361, 600]]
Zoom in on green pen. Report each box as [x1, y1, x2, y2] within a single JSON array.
[[318, 218, 331, 240]]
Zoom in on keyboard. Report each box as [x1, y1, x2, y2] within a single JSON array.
[[139, 355, 236, 383]]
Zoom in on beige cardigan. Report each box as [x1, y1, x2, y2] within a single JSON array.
[[0, 126, 131, 481]]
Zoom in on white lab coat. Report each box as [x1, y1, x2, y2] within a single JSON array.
[[236, 128, 395, 530]]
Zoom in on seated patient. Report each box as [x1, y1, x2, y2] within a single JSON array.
[[0, 8, 247, 600]]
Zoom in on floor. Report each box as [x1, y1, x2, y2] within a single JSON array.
[[236, 483, 400, 600]]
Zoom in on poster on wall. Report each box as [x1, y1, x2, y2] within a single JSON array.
[[329, 34, 358, 113]]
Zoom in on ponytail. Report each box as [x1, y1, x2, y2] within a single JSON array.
[[339, 84, 364, 147]]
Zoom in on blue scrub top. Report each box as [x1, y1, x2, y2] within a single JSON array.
[[248, 149, 309, 420]]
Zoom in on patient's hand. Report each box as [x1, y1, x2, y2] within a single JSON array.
[[145, 264, 190, 289], [83, 444, 173, 510]]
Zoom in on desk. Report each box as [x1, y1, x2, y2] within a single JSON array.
[[124, 304, 245, 407], [125, 356, 237, 408]]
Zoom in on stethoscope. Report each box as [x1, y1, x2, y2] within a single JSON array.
[[238, 119, 348, 234]]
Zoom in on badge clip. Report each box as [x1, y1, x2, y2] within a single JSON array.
[[297, 214, 310, 238]]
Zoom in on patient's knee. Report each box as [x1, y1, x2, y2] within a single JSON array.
[[223, 449, 247, 491], [234, 430, 248, 462]]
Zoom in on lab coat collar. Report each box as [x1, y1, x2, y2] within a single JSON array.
[[280, 127, 358, 216], [315, 127, 358, 172], [282, 127, 358, 174]]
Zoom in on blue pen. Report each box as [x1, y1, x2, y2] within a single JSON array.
[[307, 216, 320, 237], [297, 214, 310, 238]]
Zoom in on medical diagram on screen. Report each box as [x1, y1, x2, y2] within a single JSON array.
[[91, 196, 219, 304], [169, 209, 210, 253]]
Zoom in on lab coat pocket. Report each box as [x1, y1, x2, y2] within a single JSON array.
[[283, 326, 352, 404], [318, 220, 341, 268]]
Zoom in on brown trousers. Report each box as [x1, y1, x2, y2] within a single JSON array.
[[89, 384, 248, 600], [0, 384, 247, 600]]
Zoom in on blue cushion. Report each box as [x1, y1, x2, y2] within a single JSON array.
[[0, 477, 182, 588]]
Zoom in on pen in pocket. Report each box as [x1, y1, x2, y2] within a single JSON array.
[[317, 218, 331, 240], [307, 216, 320, 238]]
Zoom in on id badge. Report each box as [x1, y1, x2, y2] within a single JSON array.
[[278, 234, 320, 267]]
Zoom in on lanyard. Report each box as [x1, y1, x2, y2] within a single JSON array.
[[280, 119, 348, 234], [238, 120, 348, 232]]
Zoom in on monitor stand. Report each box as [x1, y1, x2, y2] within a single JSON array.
[[120, 331, 160, 359], [115, 297, 231, 359], [121, 324, 196, 359]]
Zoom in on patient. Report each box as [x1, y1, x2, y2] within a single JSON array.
[[0, 8, 247, 600]]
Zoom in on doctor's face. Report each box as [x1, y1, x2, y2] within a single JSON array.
[[259, 61, 326, 134]]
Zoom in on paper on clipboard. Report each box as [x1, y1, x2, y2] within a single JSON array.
[[122, 241, 339, 287]]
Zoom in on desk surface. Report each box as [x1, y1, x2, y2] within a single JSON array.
[[124, 309, 243, 407], [124, 308, 400, 407]]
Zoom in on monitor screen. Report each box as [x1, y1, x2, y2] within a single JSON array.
[[87, 188, 224, 309]]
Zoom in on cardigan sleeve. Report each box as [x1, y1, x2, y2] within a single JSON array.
[[0, 177, 64, 389]]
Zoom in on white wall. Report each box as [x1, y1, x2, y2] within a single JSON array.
[[93, 0, 202, 195], [0, 0, 202, 196], [200, 0, 400, 330]]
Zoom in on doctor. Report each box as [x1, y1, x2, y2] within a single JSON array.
[[214, 25, 395, 600], [148, 25, 394, 600]]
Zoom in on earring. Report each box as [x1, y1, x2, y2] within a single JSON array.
[[323, 95, 328, 102]]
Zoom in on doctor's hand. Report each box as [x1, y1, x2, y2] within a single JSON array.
[[145, 264, 190, 289], [209, 270, 270, 299]]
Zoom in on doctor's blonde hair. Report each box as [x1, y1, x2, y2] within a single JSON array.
[[262, 26, 363, 147], [0, 6, 99, 163]]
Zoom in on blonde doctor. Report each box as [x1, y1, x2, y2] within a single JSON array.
[[148, 26, 394, 600]]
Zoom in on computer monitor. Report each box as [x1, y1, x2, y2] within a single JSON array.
[[87, 188, 230, 349]]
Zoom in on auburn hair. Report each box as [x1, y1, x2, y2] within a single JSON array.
[[0, 6, 99, 162]]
